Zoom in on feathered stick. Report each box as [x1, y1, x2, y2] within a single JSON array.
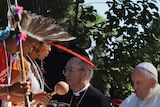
[[7, 0, 30, 107], [18, 35, 30, 107], [14, 0, 30, 106]]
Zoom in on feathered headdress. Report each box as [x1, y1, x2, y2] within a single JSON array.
[[7, 3, 76, 42], [19, 10, 76, 42]]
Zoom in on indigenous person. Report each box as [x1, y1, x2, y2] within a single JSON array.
[[10, 32, 75, 106], [63, 57, 110, 107], [25, 41, 52, 106], [0, 28, 19, 84], [1, 1, 75, 106], [0, 27, 31, 105], [10, 40, 52, 106], [2, 2, 76, 106], [120, 62, 160, 107]]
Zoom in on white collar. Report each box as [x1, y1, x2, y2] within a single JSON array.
[[73, 83, 90, 96], [144, 84, 160, 100]]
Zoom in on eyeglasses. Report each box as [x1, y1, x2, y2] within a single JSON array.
[[63, 67, 85, 74]]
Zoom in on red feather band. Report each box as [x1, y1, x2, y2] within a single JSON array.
[[51, 43, 94, 68]]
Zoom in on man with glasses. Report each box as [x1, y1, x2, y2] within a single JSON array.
[[63, 56, 110, 107]]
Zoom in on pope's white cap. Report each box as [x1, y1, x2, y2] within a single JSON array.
[[136, 62, 158, 77]]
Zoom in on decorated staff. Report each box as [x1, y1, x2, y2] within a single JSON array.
[[7, 0, 30, 106], [0, 27, 31, 107]]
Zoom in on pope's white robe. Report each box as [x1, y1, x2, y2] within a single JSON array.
[[120, 84, 160, 107]]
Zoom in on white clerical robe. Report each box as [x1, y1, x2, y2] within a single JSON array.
[[120, 84, 160, 107]]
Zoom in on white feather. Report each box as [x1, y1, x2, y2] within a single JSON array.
[[7, 8, 76, 42]]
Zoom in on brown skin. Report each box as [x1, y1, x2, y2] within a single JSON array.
[[3, 37, 36, 103], [10, 41, 52, 106], [27, 42, 52, 106], [11, 37, 37, 84], [28, 42, 51, 60], [0, 82, 30, 100], [0, 36, 31, 100], [31, 92, 51, 106], [5, 36, 18, 55], [2, 37, 30, 101]]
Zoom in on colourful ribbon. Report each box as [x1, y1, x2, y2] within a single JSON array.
[[11, 6, 23, 14], [16, 33, 27, 45], [0, 26, 10, 41]]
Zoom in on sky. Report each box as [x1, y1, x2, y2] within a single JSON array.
[[83, 0, 160, 55], [84, 0, 160, 18], [83, 0, 108, 18]]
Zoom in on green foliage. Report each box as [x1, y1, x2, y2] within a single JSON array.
[[47, 0, 74, 20], [93, 0, 160, 99]]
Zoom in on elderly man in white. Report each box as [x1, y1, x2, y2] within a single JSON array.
[[120, 62, 160, 107]]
